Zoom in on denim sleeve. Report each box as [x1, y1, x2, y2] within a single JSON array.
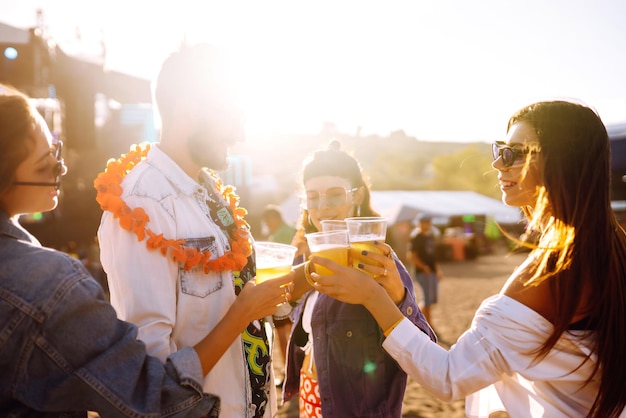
[[394, 256, 437, 342], [17, 269, 219, 417]]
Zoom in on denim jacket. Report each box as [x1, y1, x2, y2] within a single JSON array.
[[283, 255, 436, 417], [0, 210, 219, 417]]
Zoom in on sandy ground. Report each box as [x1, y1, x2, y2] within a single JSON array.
[[274, 245, 526, 418]]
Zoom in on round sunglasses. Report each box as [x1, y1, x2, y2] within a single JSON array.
[[301, 187, 359, 211], [492, 142, 532, 168], [13, 140, 67, 188]]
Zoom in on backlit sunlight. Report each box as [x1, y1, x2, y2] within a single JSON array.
[[2, 0, 625, 143]]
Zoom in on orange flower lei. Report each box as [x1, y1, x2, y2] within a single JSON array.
[[94, 143, 252, 273]]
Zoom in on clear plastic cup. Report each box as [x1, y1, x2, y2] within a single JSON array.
[[305, 230, 350, 276], [254, 241, 297, 284], [320, 220, 348, 232], [345, 217, 388, 271]]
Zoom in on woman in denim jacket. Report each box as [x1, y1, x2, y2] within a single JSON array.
[[0, 84, 292, 417], [282, 142, 436, 417]]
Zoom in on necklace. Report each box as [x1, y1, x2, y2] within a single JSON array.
[[94, 143, 252, 272]]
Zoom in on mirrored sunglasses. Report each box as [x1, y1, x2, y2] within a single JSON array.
[[492, 142, 531, 168]]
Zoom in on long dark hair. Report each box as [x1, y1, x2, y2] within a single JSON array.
[[510, 101, 626, 417]]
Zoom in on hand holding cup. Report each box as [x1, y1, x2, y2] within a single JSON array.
[[305, 230, 350, 283], [254, 241, 297, 305], [345, 217, 388, 272]]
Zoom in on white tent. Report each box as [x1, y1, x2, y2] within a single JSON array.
[[371, 190, 522, 225], [279, 190, 522, 226]]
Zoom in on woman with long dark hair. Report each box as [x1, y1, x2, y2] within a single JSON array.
[[311, 101, 626, 417]]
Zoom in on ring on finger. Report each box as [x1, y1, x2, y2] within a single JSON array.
[[382, 268, 388, 276], [284, 292, 290, 303]]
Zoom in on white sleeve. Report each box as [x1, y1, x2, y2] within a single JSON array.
[[98, 194, 180, 363], [382, 294, 554, 402]]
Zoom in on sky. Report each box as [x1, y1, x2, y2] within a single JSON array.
[[1, 0, 626, 143]]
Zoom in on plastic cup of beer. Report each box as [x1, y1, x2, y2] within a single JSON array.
[[345, 217, 388, 270], [320, 220, 348, 232], [305, 230, 350, 277], [254, 241, 297, 284]]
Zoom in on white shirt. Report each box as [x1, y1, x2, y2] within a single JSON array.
[[383, 294, 622, 418], [301, 291, 319, 374], [98, 145, 276, 418]]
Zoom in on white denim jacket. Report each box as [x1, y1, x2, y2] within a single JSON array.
[[98, 144, 276, 418]]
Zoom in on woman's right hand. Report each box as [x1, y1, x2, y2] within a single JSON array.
[[311, 256, 404, 333], [194, 271, 294, 375], [355, 243, 406, 304], [310, 256, 386, 306], [233, 272, 295, 324]]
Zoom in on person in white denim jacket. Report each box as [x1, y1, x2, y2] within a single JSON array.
[[98, 44, 292, 417], [0, 83, 287, 416]]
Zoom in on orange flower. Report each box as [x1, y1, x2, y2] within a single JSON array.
[[162, 238, 185, 256], [131, 207, 149, 241], [118, 205, 133, 230], [146, 230, 164, 250], [97, 194, 123, 214], [94, 143, 252, 273], [171, 245, 187, 264], [94, 173, 113, 193], [182, 248, 202, 271]]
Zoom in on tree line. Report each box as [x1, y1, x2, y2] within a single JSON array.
[[237, 126, 500, 206]]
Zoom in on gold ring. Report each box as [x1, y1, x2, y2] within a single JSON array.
[[284, 292, 290, 304], [304, 261, 316, 286], [383, 268, 388, 276]]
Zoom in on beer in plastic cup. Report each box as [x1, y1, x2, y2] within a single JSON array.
[[305, 230, 350, 277], [345, 217, 388, 270], [254, 241, 297, 284]]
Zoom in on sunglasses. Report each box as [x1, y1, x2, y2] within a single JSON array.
[[302, 187, 359, 211], [13, 140, 67, 188], [492, 142, 532, 168]]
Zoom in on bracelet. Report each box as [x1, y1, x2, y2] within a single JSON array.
[[383, 317, 404, 337], [273, 302, 294, 321], [304, 261, 316, 287]]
